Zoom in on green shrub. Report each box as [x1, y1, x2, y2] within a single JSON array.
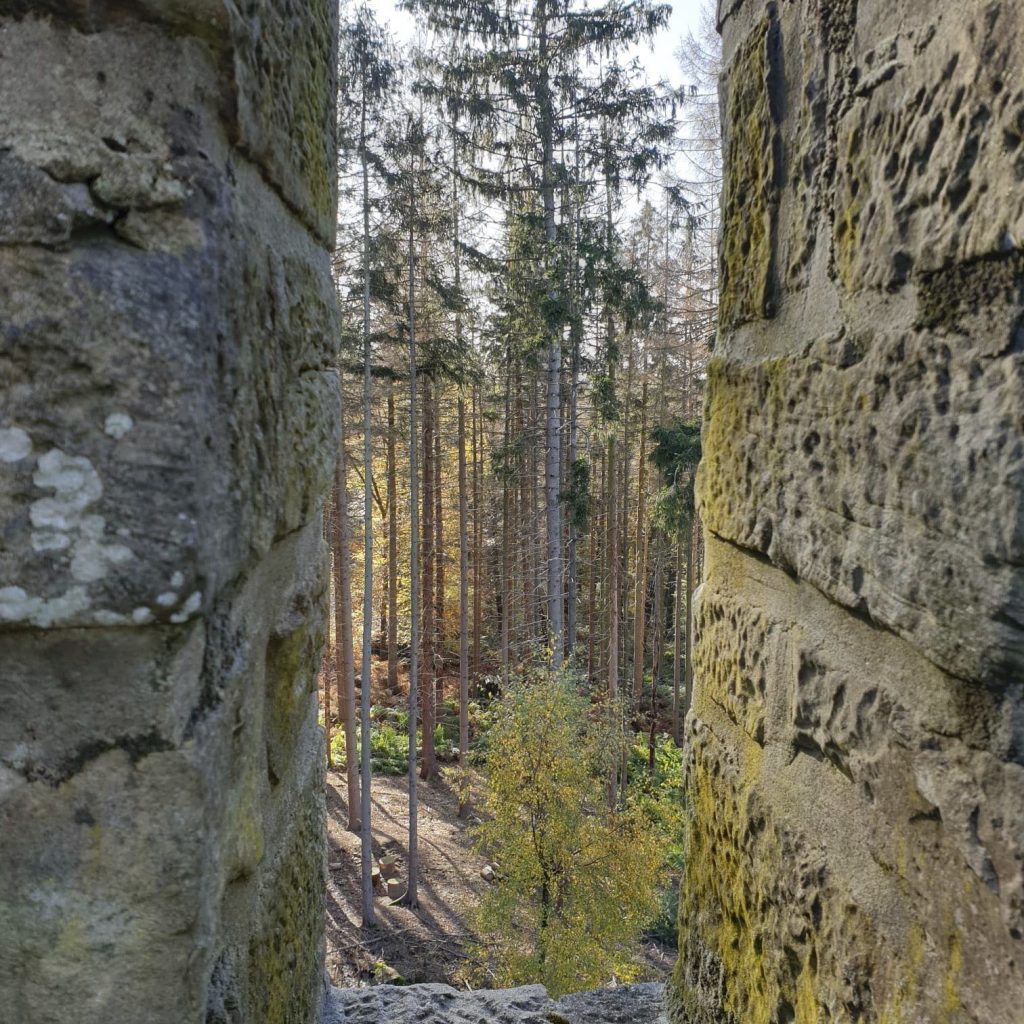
[[466, 667, 666, 996]]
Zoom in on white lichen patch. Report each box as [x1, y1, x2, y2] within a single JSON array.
[[132, 606, 153, 625], [0, 584, 91, 628], [0, 427, 32, 463], [170, 590, 202, 624], [93, 609, 129, 626], [11, 448, 138, 627], [170, 570, 185, 589], [156, 591, 178, 607], [104, 412, 134, 439], [68, 515, 133, 583]]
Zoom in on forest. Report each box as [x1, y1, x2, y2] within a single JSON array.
[[320, 0, 721, 992]]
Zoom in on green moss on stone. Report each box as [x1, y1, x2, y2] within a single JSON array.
[[245, 793, 324, 1024], [719, 15, 778, 328]]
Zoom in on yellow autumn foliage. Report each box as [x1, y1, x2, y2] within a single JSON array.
[[467, 668, 667, 996]]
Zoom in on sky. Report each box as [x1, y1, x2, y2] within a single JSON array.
[[366, 0, 709, 91]]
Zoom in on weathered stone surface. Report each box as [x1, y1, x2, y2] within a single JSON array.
[[677, 0, 1024, 1021], [0, 5, 338, 1024], [324, 982, 667, 1024]]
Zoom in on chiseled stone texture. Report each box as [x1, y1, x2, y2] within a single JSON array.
[[674, 1, 1024, 1022], [0, 4, 339, 1023], [324, 982, 668, 1024]]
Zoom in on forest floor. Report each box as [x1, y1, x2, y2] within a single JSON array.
[[323, 764, 678, 989], [324, 766, 488, 987]]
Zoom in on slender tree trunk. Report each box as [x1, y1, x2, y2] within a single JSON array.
[[453, 149, 470, 815], [516, 373, 529, 650], [501, 372, 512, 686], [405, 184, 420, 908], [434, 395, 444, 715], [334, 433, 360, 831], [606, 426, 619, 812], [358, 100, 376, 927], [620, 342, 634, 689], [529, 383, 542, 643], [323, 504, 333, 768], [536, 0, 563, 666], [457, 393, 470, 816], [586, 455, 598, 685], [631, 370, 650, 703], [420, 375, 436, 782], [472, 384, 482, 686], [648, 536, 663, 769], [566, 292, 580, 664], [673, 537, 682, 744], [387, 385, 398, 693]]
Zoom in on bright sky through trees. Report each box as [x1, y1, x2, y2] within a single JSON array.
[[369, 0, 705, 92]]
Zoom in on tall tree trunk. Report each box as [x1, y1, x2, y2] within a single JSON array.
[[647, 536, 663, 769], [501, 372, 512, 687], [453, 150, 470, 816], [607, 429, 619, 811], [457, 393, 470, 817], [673, 537, 682, 744], [586, 452, 599, 685], [472, 384, 483, 686], [333, 443, 360, 832], [566, 299, 580, 664], [529, 382, 542, 642], [387, 385, 398, 693], [619, 342, 634, 688], [405, 193, 420, 907], [631, 368, 650, 702], [516, 373, 529, 650], [358, 99, 376, 927], [434, 395, 444, 714], [323, 501, 333, 768], [536, 0, 563, 666], [420, 374, 436, 782]]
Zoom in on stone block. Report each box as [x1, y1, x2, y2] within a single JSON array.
[[0, 4, 339, 1023], [678, 0, 1024, 1020]]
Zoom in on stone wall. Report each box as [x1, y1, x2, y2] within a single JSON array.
[[673, 1, 1024, 1021], [0, 4, 339, 1022]]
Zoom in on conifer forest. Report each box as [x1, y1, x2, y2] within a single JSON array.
[[321, 0, 720, 984]]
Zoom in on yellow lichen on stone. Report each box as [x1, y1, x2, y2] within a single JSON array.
[[719, 14, 777, 328]]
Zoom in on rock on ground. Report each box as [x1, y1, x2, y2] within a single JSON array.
[[323, 982, 667, 1024]]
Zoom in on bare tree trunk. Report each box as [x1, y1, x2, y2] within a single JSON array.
[[387, 385, 398, 693], [529, 383, 542, 644], [420, 375, 436, 782], [457, 393, 470, 817], [619, 342, 634, 689], [334, 435, 360, 831], [472, 384, 482, 686], [566, 310, 580, 664], [359, 104, 376, 927], [405, 189, 420, 908], [501, 373, 512, 687], [631, 369, 650, 703], [323, 503, 333, 768], [516, 373, 529, 651], [434, 395, 444, 716], [536, 0, 563, 666], [648, 535, 663, 769], [673, 537, 682, 744], [606, 428, 619, 812], [586, 454, 598, 685]]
